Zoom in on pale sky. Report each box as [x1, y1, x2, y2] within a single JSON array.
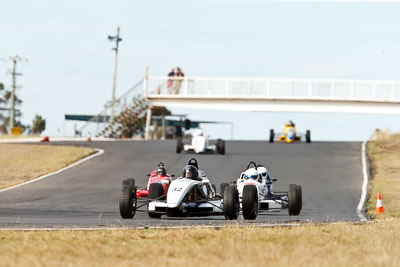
[[1, 0, 400, 140]]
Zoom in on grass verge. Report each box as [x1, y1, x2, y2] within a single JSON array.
[[0, 144, 94, 189], [0, 221, 399, 267], [367, 133, 400, 218]]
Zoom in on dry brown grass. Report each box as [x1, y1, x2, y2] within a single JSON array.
[[367, 133, 400, 218], [0, 144, 93, 189], [0, 221, 399, 267]]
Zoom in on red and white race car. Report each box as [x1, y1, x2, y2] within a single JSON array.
[[133, 162, 173, 198], [120, 162, 175, 218]]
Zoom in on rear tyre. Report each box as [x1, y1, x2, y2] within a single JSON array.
[[176, 138, 183, 153], [220, 183, 229, 197], [269, 129, 275, 143], [148, 183, 164, 218], [119, 185, 137, 219], [217, 139, 226, 155], [296, 185, 302, 210], [288, 184, 302, 215], [223, 185, 239, 220], [122, 178, 135, 188], [306, 130, 311, 143], [242, 185, 259, 220]]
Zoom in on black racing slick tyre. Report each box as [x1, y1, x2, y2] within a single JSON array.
[[119, 184, 137, 219], [176, 138, 183, 154], [149, 183, 164, 200], [288, 184, 302, 215], [122, 178, 135, 186], [220, 183, 229, 197], [296, 185, 302, 211], [223, 185, 240, 220], [269, 129, 275, 143], [306, 130, 311, 143], [217, 139, 225, 155], [242, 185, 259, 220], [148, 183, 164, 218]]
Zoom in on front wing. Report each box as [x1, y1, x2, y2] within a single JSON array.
[[148, 199, 224, 217]]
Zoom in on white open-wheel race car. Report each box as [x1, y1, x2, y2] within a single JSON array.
[[119, 159, 302, 220], [220, 161, 303, 220], [119, 158, 241, 219], [176, 129, 225, 155]]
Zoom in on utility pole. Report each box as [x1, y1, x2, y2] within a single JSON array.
[[108, 27, 122, 122], [2, 55, 26, 131]]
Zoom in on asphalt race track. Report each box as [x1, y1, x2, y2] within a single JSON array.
[[0, 140, 363, 228]]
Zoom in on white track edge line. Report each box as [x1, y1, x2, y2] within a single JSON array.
[[0, 148, 105, 194], [0, 220, 373, 231], [356, 140, 369, 221]]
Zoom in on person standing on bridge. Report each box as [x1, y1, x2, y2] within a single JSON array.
[[167, 67, 175, 94], [174, 67, 185, 94]]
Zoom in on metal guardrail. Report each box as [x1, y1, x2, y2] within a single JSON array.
[[145, 77, 400, 102]]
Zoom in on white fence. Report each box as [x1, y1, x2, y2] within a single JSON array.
[[145, 76, 400, 102]]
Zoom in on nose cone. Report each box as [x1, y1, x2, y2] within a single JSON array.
[[286, 129, 295, 143]]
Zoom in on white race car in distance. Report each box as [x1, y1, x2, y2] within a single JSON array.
[[176, 128, 225, 155]]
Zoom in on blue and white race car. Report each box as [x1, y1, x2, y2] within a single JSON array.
[[226, 161, 302, 220]]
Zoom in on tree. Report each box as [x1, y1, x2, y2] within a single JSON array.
[[118, 107, 171, 138], [0, 88, 23, 134], [31, 115, 46, 135], [0, 82, 8, 134]]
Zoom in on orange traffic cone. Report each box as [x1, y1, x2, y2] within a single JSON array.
[[87, 132, 92, 142], [376, 193, 384, 213]]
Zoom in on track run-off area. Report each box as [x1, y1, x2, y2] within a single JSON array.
[[0, 140, 363, 228]]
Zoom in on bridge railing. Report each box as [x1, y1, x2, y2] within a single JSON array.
[[145, 76, 400, 102]]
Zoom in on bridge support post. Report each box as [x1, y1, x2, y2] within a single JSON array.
[[145, 106, 152, 140], [161, 113, 166, 140]]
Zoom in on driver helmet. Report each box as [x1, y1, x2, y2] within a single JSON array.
[[157, 167, 167, 176], [194, 128, 203, 136], [243, 168, 258, 180], [182, 165, 199, 180], [257, 166, 269, 179], [287, 120, 294, 126], [157, 162, 165, 168]]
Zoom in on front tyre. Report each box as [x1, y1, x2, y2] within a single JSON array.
[[288, 184, 302, 215], [148, 183, 164, 218], [176, 138, 183, 153], [242, 185, 258, 220], [119, 184, 137, 219], [306, 130, 311, 143], [269, 129, 275, 143], [217, 139, 226, 155], [223, 185, 239, 220]]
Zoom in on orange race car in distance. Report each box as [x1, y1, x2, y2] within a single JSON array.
[[269, 121, 311, 143]]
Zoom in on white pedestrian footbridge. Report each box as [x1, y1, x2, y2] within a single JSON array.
[[144, 76, 400, 114], [81, 73, 400, 139]]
